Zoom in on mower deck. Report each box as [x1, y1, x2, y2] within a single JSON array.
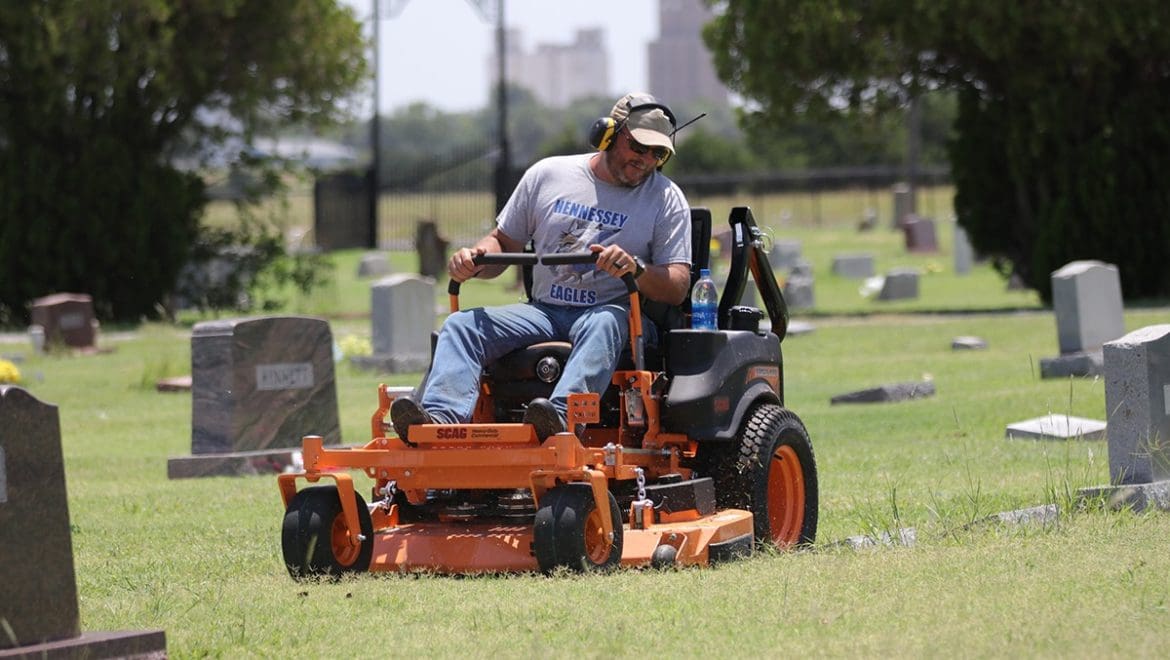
[[366, 511, 754, 573]]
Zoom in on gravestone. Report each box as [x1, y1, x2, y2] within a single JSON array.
[[769, 240, 802, 271], [831, 253, 875, 279], [1103, 325, 1170, 484], [790, 259, 813, 278], [831, 381, 936, 404], [891, 182, 914, 229], [29, 293, 97, 352], [416, 221, 450, 279], [953, 224, 975, 275], [902, 216, 938, 253], [1039, 260, 1124, 378], [784, 275, 815, 310], [357, 252, 392, 278], [351, 275, 435, 373], [167, 316, 340, 478], [877, 268, 920, 301], [951, 336, 988, 350], [1077, 325, 1170, 511], [0, 386, 166, 656], [1005, 414, 1106, 441]]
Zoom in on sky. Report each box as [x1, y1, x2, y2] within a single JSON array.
[[362, 0, 659, 113]]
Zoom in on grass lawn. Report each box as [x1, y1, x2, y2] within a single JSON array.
[[6, 196, 1170, 657]]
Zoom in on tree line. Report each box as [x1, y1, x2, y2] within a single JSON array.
[[4, 1, 1168, 323]]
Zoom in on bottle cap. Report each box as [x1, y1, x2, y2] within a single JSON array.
[[700, 268, 710, 277]]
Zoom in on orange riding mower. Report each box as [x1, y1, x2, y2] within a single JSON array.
[[277, 206, 818, 577]]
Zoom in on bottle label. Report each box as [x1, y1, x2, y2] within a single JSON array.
[[692, 306, 717, 330]]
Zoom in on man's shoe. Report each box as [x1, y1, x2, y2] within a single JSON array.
[[523, 397, 565, 440], [390, 396, 432, 443]]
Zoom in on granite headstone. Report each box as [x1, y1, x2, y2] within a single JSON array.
[[769, 240, 803, 272], [1052, 260, 1124, 354], [416, 221, 449, 279], [168, 316, 340, 478], [953, 224, 975, 275], [891, 182, 914, 229], [784, 275, 815, 310], [357, 252, 392, 278], [902, 216, 938, 253], [29, 293, 97, 352], [351, 274, 435, 373], [877, 268, 920, 301], [831, 253, 875, 279], [1039, 260, 1124, 378], [0, 386, 166, 656], [1103, 325, 1170, 484]]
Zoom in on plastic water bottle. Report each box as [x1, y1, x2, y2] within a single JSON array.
[[690, 268, 718, 330]]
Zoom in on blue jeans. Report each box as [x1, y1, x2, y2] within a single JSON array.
[[418, 301, 655, 424]]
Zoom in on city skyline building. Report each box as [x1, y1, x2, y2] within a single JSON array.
[[489, 27, 612, 108], [647, 0, 730, 109]]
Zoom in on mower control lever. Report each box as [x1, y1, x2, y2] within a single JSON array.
[[448, 252, 638, 296], [445, 251, 644, 370]]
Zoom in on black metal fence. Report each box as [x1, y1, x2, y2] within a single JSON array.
[[312, 158, 952, 250]]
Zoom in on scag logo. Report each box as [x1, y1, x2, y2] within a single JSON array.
[[435, 427, 468, 439]]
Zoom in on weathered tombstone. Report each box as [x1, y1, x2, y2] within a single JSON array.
[[877, 268, 920, 301], [416, 221, 450, 279], [1005, 414, 1106, 441], [1103, 325, 1170, 484], [1077, 325, 1170, 511], [831, 253, 875, 279], [891, 182, 914, 229], [0, 386, 166, 656], [951, 336, 988, 350], [167, 316, 340, 478], [351, 275, 436, 373], [790, 259, 813, 278], [357, 252, 392, 278], [831, 381, 936, 404], [29, 293, 97, 352], [1039, 260, 1124, 378], [769, 240, 802, 271], [953, 224, 975, 275], [784, 275, 815, 310], [901, 216, 939, 253]]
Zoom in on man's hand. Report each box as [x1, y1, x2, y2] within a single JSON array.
[[448, 246, 486, 282], [590, 244, 637, 279]]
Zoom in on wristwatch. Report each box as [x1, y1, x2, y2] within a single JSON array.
[[631, 255, 646, 279]]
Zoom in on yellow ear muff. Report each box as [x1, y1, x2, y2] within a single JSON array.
[[588, 117, 618, 151]]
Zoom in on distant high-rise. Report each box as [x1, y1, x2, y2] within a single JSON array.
[[489, 28, 610, 108], [648, 0, 729, 108]]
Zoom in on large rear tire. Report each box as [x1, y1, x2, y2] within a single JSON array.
[[281, 485, 373, 579], [706, 404, 818, 547], [533, 484, 623, 573]]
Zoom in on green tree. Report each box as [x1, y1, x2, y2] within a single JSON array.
[[706, 0, 1170, 301], [0, 1, 367, 323]]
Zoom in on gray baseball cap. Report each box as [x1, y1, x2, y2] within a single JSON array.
[[610, 93, 675, 155]]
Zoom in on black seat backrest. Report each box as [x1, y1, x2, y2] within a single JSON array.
[[642, 207, 712, 334]]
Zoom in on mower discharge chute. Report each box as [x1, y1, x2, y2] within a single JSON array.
[[277, 206, 818, 576]]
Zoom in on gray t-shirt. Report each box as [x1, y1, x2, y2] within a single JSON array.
[[497, 153, 691, 306]]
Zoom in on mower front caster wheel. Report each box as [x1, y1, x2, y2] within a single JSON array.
[[281, 485, 373, 579], [533, 484, 623, 573]]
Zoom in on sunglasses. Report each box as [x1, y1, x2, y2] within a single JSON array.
[[624, 132, 670, 162]]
